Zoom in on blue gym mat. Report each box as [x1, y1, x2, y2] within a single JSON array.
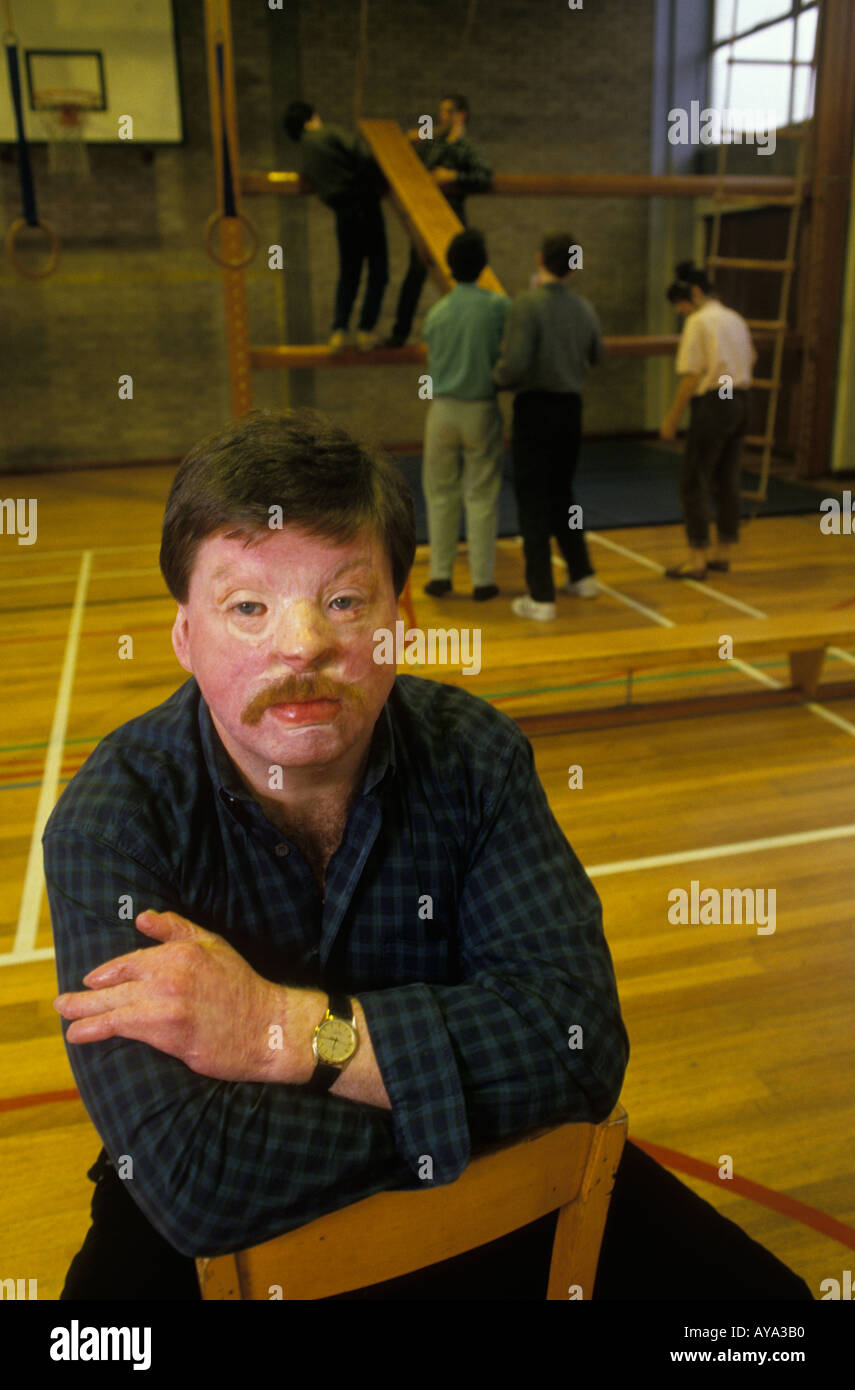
[[397, 440, 820, 543]]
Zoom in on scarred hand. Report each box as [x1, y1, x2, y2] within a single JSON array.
[[53, 909, 290, 1083]]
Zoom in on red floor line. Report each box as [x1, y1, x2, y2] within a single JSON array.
[[633, 1136, 855, 1251], [0, 1088, 81, 1112], [1, 1084, 853, 1249]]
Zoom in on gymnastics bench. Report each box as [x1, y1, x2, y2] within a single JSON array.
[[195, 1106, 627, 1300], [414, 612, 855, 706], [358, 118, 505, 295]]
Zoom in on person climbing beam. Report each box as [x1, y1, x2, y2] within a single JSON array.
[[284, 101, 389, 351]]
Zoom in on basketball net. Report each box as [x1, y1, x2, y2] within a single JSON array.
[[33, 92, 96, 179]]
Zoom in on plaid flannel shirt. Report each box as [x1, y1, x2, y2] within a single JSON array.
[[44, 675, 628, 1258]]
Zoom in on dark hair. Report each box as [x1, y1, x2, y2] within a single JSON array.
[[441, 93, 469, 118], [283, 100, 314, 142], [160, 409, 416, 602], [666, 260, 711, 303], [447, 228, 487, 282], [540, 231, 576, 279]]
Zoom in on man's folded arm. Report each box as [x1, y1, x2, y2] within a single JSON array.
[[357, 731, 630, 1188], [44, 849, 414, 1260]]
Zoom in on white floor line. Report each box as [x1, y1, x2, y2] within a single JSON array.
[[587, 822, 855, 877], [13, 551, 92, 956], [590, 580, 675, 628], [802, 702, 855, 737], [552, 553, 675, 628], [0, 947, 56, 969], [588, 531, 768, 617], [730, 656, 782, 690], [828, 646, 855, 667]]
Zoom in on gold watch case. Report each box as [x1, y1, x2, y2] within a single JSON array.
[[313, 1011, 357, 1067]]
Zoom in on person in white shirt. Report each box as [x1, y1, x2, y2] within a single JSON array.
[[660, 261, 756, 578]]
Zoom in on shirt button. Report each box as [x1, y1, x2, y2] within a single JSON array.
[[274, 843, 290, 857]]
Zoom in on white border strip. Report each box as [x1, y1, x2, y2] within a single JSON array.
[[587, 822, 855, 877], [13, 551, 92, 955]]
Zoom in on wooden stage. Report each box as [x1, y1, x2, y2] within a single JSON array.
[[2, 462, 854, 1299]]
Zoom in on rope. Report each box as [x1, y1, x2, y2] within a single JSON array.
[[4, 38, 36, 225], [203, 36, 258, 268], [353, 0, 368, 124], [3, 26, 60, 278]]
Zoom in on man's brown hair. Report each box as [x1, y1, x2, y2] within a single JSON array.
[[160, 409, 416, 601]]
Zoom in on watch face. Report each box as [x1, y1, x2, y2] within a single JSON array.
[[316, 1017, 356, 1064]]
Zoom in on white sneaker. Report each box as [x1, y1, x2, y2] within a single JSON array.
[[512, 595, 556, 621], [329, 329, 348, 352], [564, 577, 599, 598], [356, 330, 379, 352]]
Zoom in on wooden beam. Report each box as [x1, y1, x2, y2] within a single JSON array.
[[358, 118, 504, 295], [242, 169, 801, 201], [249, 335, 681, 369]]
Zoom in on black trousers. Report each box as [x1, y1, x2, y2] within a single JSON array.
[[332, 198, 388, 332], [512, 390, 594, 601], [681, 390, 748, 549], [59, 1140, 812, 1301], [391, 198, 467, 341]]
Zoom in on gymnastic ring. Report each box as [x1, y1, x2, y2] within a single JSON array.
[[203, 210, 259, 268], [5, 217, 61, 280]]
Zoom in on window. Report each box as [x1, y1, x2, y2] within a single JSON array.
[[710, 0, 818, 130]]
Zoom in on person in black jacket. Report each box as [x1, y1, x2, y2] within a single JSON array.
[[284, 101, 388, 351]]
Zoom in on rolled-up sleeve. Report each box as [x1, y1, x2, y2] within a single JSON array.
[[358, 731, 629, 1184]]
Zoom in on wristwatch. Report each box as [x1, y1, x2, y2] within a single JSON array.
[[307, 993, 358, 1093]]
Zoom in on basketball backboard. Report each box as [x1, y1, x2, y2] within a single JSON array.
[[0, 0, 182, 144]]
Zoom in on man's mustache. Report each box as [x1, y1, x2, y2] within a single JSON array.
[[242, 674, 367, 725]]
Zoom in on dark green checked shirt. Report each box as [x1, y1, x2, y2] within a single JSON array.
[[416, 131, 493, 221], [44, 675, 628, 1259]]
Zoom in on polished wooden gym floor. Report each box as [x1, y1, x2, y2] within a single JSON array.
[[2, 462, 854, 1299]]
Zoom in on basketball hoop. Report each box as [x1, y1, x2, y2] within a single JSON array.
[[32, 89, 99, 178]]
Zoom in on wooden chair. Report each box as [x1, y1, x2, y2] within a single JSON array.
[[196, 1104, 627, 1300]]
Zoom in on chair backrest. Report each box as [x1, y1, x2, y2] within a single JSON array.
[[196, 1104, 627, 1300]]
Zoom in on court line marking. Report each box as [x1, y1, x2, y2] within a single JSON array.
[[586, 822, 855, 877], [633, 1137, 855, 1252], [585, 531, 855, 734], [13, 552, 92, 956], [588, 531, 769, 617]]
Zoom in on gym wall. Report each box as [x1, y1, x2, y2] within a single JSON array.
[[1, 0, 658, 472]]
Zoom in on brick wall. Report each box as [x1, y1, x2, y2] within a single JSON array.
[[0, 0, 657, 471]]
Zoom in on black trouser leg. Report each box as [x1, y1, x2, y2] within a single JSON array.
[[393, 247, 428, 341], [356, 198, 389, 332], [513, 391, 593, 601], [60, 1149, 201, 1300], [547, 393, 594, 583], [593, 1140, 813, 1300], [712, 391, 747, 544], [332, 207, 364, 332]]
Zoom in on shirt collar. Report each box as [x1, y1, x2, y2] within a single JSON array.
[[196, 681, 397, 806]]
